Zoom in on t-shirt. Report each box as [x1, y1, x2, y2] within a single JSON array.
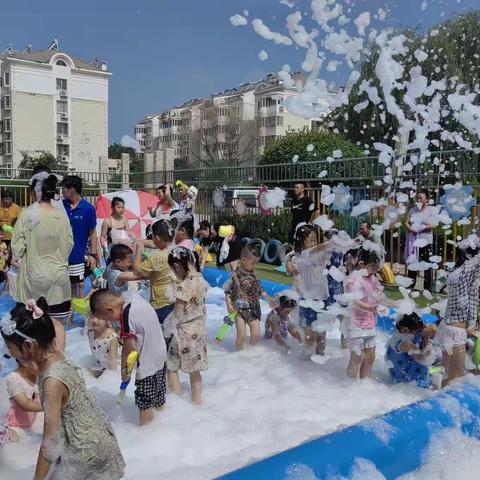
[[291, 195, 315, 230], [407, 205, 434, 245], [120, 292, 167, 380], [63, 199, 97, 265], [0, 203, 21, 241], [104, 264, 128, 295], [135, 248, 175, 309]]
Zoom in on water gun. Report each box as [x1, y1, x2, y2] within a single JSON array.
[[2, 225, 13, 234], [215, 312, 237, 343], [473, 338, 480, 367], [117, 351, 138, 405], [91, 267, 105, 289]]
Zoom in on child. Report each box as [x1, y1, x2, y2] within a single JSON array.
[[134, 220, 176, 325], [90, 289, 167, 426], [87, 315, 118, 377], [165, 247, 207, 405], [265, 296, 302, 353], [174, 219, 195, 251], [100, 196, 130, 250], [286, 225, 340, 357], [1, 297, 125, 479], [224, 244, 273, 351], [0, 236, 8, 288], [103, 243, 134, 294], [386, 313, 439, 389], [6, 362, 42, 430], [344, 249, 390, 380]]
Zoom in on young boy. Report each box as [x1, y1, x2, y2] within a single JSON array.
[[265, 296, 302, 353], [103, 244, 134, 294], [224, 244, 273, 350], [90, 288, 167, 426], [386, 312, 439, 389], [134, 220, 175, 325]]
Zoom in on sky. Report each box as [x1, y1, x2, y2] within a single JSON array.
[[1, 0, 478, 143]]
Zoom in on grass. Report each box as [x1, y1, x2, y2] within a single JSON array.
[[206, 256, 443, 308]]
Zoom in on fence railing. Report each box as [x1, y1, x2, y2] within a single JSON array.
[[1, 149, 479, 276]]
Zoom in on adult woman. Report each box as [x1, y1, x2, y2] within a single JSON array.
[[436, 235, 480, 385], [100, 196, 130, 249], [11, 171, 73, 334], [148, 184, 176, 218]]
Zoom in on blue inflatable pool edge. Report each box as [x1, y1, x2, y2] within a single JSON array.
[[218, 381, 480, 480]]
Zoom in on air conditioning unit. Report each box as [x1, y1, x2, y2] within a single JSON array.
[[60, 113, 67, 119], [279, 106, 284, 112], [56, 134, 64, 141], [60, 90, 67, 97]]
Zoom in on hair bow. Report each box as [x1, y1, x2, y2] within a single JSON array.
[[26, 299, 44, 319]]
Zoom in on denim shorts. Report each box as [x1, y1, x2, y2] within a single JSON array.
[[299, 306, 318, 327]]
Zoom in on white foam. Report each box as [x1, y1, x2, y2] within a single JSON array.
[[1, 288, 429, 480]]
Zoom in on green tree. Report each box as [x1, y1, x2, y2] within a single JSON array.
[[326, 11, 480, 151], [18, 151, 67, 174], [108, 143, 144, 189]]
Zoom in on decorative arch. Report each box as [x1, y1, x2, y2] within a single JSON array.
[[49, 53, 75, 69]]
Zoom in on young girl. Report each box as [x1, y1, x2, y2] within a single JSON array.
[[286, 225, 343, 357], [1, 298, 125, 479], [386, 313, 439, 389], [87, 315, 118, 377], [344, 249, 390, 380], [265, 296, 302, 353], [100, 196, 130, 251], [165, 247, 207, 405], [174, 219, 195, 251], [224, 244, 273, 351], [6, 362, 42, 430]]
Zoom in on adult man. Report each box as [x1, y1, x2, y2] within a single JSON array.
[[359, 222, 383, 246], [61, 175, 99, 296], [0, 190, 21, 246], [290, 182, 319, 240], [405, 190, 434, 291]]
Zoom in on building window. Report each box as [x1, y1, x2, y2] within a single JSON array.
[[277, 116, 284, 126], [5, 141, 11, 154], [4, 118, 11, 132], [2, 96, 11, 109], [57, 122, 68, 136], [56, 60, 67, 67], [56, 78, 67, 91], [57, 100, 68, 114], [219, 108, 229, 117], [57, 145, 69, 156], [3, 72, 10, 87]]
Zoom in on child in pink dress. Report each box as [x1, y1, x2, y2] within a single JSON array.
[[344, 249, 391, 380], [6, 363, 42, 429]]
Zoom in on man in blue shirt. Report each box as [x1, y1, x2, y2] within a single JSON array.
[[61, 175, 99, 298]]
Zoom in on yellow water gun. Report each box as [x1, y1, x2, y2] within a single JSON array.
[[117, 351, 138, 405]]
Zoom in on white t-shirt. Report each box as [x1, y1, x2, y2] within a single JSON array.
[[121, 291, 167, 380], [6, 371, 39, 399], [292, 248, 330, 301]]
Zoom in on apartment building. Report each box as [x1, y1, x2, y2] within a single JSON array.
[[0, 46, 110, 171], [135, 72, 330, 167]]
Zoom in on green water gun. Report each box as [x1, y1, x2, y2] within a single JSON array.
[[2, 225, 13, 234], [473, 338, 480, 367], [215, 312, 237, 344]]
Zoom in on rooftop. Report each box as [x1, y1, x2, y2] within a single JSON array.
[[0, 49, 108, 72]]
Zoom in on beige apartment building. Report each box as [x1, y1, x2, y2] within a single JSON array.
[[0, 47, 110, 171], [135, 72, 329, 168]]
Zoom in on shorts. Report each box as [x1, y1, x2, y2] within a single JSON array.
[[299, 306, 318, 328], [134, 368, 167, 411], [0, 271, 6, 283], [155, 305, 175, 325], [68, 263, 85, 284], [49, 300, 72, 324], [348, 336, 376, 356], [434, 321, 467, 355]]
